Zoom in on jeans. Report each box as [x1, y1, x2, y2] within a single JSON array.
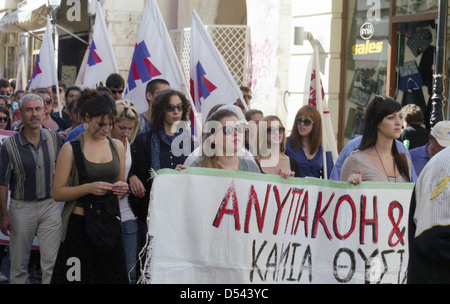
[[122, 219, 138, 284]]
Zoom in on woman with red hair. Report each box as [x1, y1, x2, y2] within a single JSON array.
[[285, 105, 334, 179]]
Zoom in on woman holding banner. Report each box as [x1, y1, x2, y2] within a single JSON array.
[[256, 115, 300, 178], [129, 89, 194, 275], [341, 95, 412, 185], [130, 89, 193, 216], [187, 108, 261, 172], [286, 105, 334, 178]]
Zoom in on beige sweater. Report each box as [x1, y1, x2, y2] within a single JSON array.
[[340, 150, 411, 183]]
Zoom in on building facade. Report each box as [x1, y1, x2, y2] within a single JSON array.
[[0, 0, 447, 150]]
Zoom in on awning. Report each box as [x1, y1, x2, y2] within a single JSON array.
[[0, 0, 89, 45], [0, 0, 49, 33]]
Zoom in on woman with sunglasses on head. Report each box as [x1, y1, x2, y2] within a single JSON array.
[[110, 100, 141, 284], [187, 108, 261, 173], [341, 96, 412, 185], [50, 89, 129, 284], [256, 116, 300, 178], [34, 89, 59, 131], [286, 105, 334, 179]]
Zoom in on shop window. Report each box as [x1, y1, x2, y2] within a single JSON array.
[[396, 0, 438, 15], [340, 0, 441, 148], [342, 0, 390, 144]]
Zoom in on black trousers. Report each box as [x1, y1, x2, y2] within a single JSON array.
[[51, 214, 128, 284]]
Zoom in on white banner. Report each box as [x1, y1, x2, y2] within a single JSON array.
[[143, 168, 414, 284]]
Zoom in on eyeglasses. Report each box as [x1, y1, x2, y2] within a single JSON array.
[[44, 98, 53, 105], [0, 117, 8, 122], [111, 89, 124, 95], [243, 95, 252, 100], [296, 118, 313, 126], [166, 104, 184, 112], [222, 124, 245, 135], [267, 126, 285, 134]]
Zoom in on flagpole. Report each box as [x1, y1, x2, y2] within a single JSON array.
[[49, 12, 62, 118], [311, 37, 327, 179]]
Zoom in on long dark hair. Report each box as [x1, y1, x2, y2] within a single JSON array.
[[150, 89, 190, 131], [358, 95, 410, 181], [77, 89, 116, 135]]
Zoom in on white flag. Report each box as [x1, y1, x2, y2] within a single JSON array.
[[308, 43, 338, 178], [29, 16, 58, 91], [82, 1, 118, 89], [124, 0, 191, 114], [190, 10, 245, 125]]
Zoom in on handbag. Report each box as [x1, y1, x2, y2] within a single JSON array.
[[70, 140, 122, 251]]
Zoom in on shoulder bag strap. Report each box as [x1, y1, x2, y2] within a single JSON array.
[[70, 140, 89, 185]]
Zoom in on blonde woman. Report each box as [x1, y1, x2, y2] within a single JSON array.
[[189, 108, 261, 172], [256, 115, 300, 178], [110, 100, 141, 284]]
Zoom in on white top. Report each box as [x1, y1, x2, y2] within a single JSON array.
[[413, 146, 450, 237], [119, 139, 137, 223]]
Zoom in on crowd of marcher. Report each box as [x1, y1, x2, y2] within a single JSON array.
[[0, 74, 449, 284]]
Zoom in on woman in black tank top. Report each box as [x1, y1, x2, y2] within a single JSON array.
[[51, 90, 129, 284]]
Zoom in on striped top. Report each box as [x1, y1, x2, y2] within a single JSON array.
[[0, 128, 63, 201]]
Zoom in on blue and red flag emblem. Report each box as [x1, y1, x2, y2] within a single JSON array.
[[196, 61, 217, 99], [126, 41, 162, 93], [87, 40, 103, 67], [31, 54, 42, 80]]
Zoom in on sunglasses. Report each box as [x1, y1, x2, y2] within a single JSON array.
[[222, 124, 245, 135], [52, 87, 63, 93], [6, 104, 12, 109], [0, 91, 11, 96], [243, 95, 252, 100], [296, 118, 313, 126], [111, 89, 124, 94], [267, 126, 285, 134], [166, 104, 184, 112], [0, 117, 8, 122]]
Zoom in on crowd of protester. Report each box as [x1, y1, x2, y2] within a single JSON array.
[[0, 74, 449, 284]]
